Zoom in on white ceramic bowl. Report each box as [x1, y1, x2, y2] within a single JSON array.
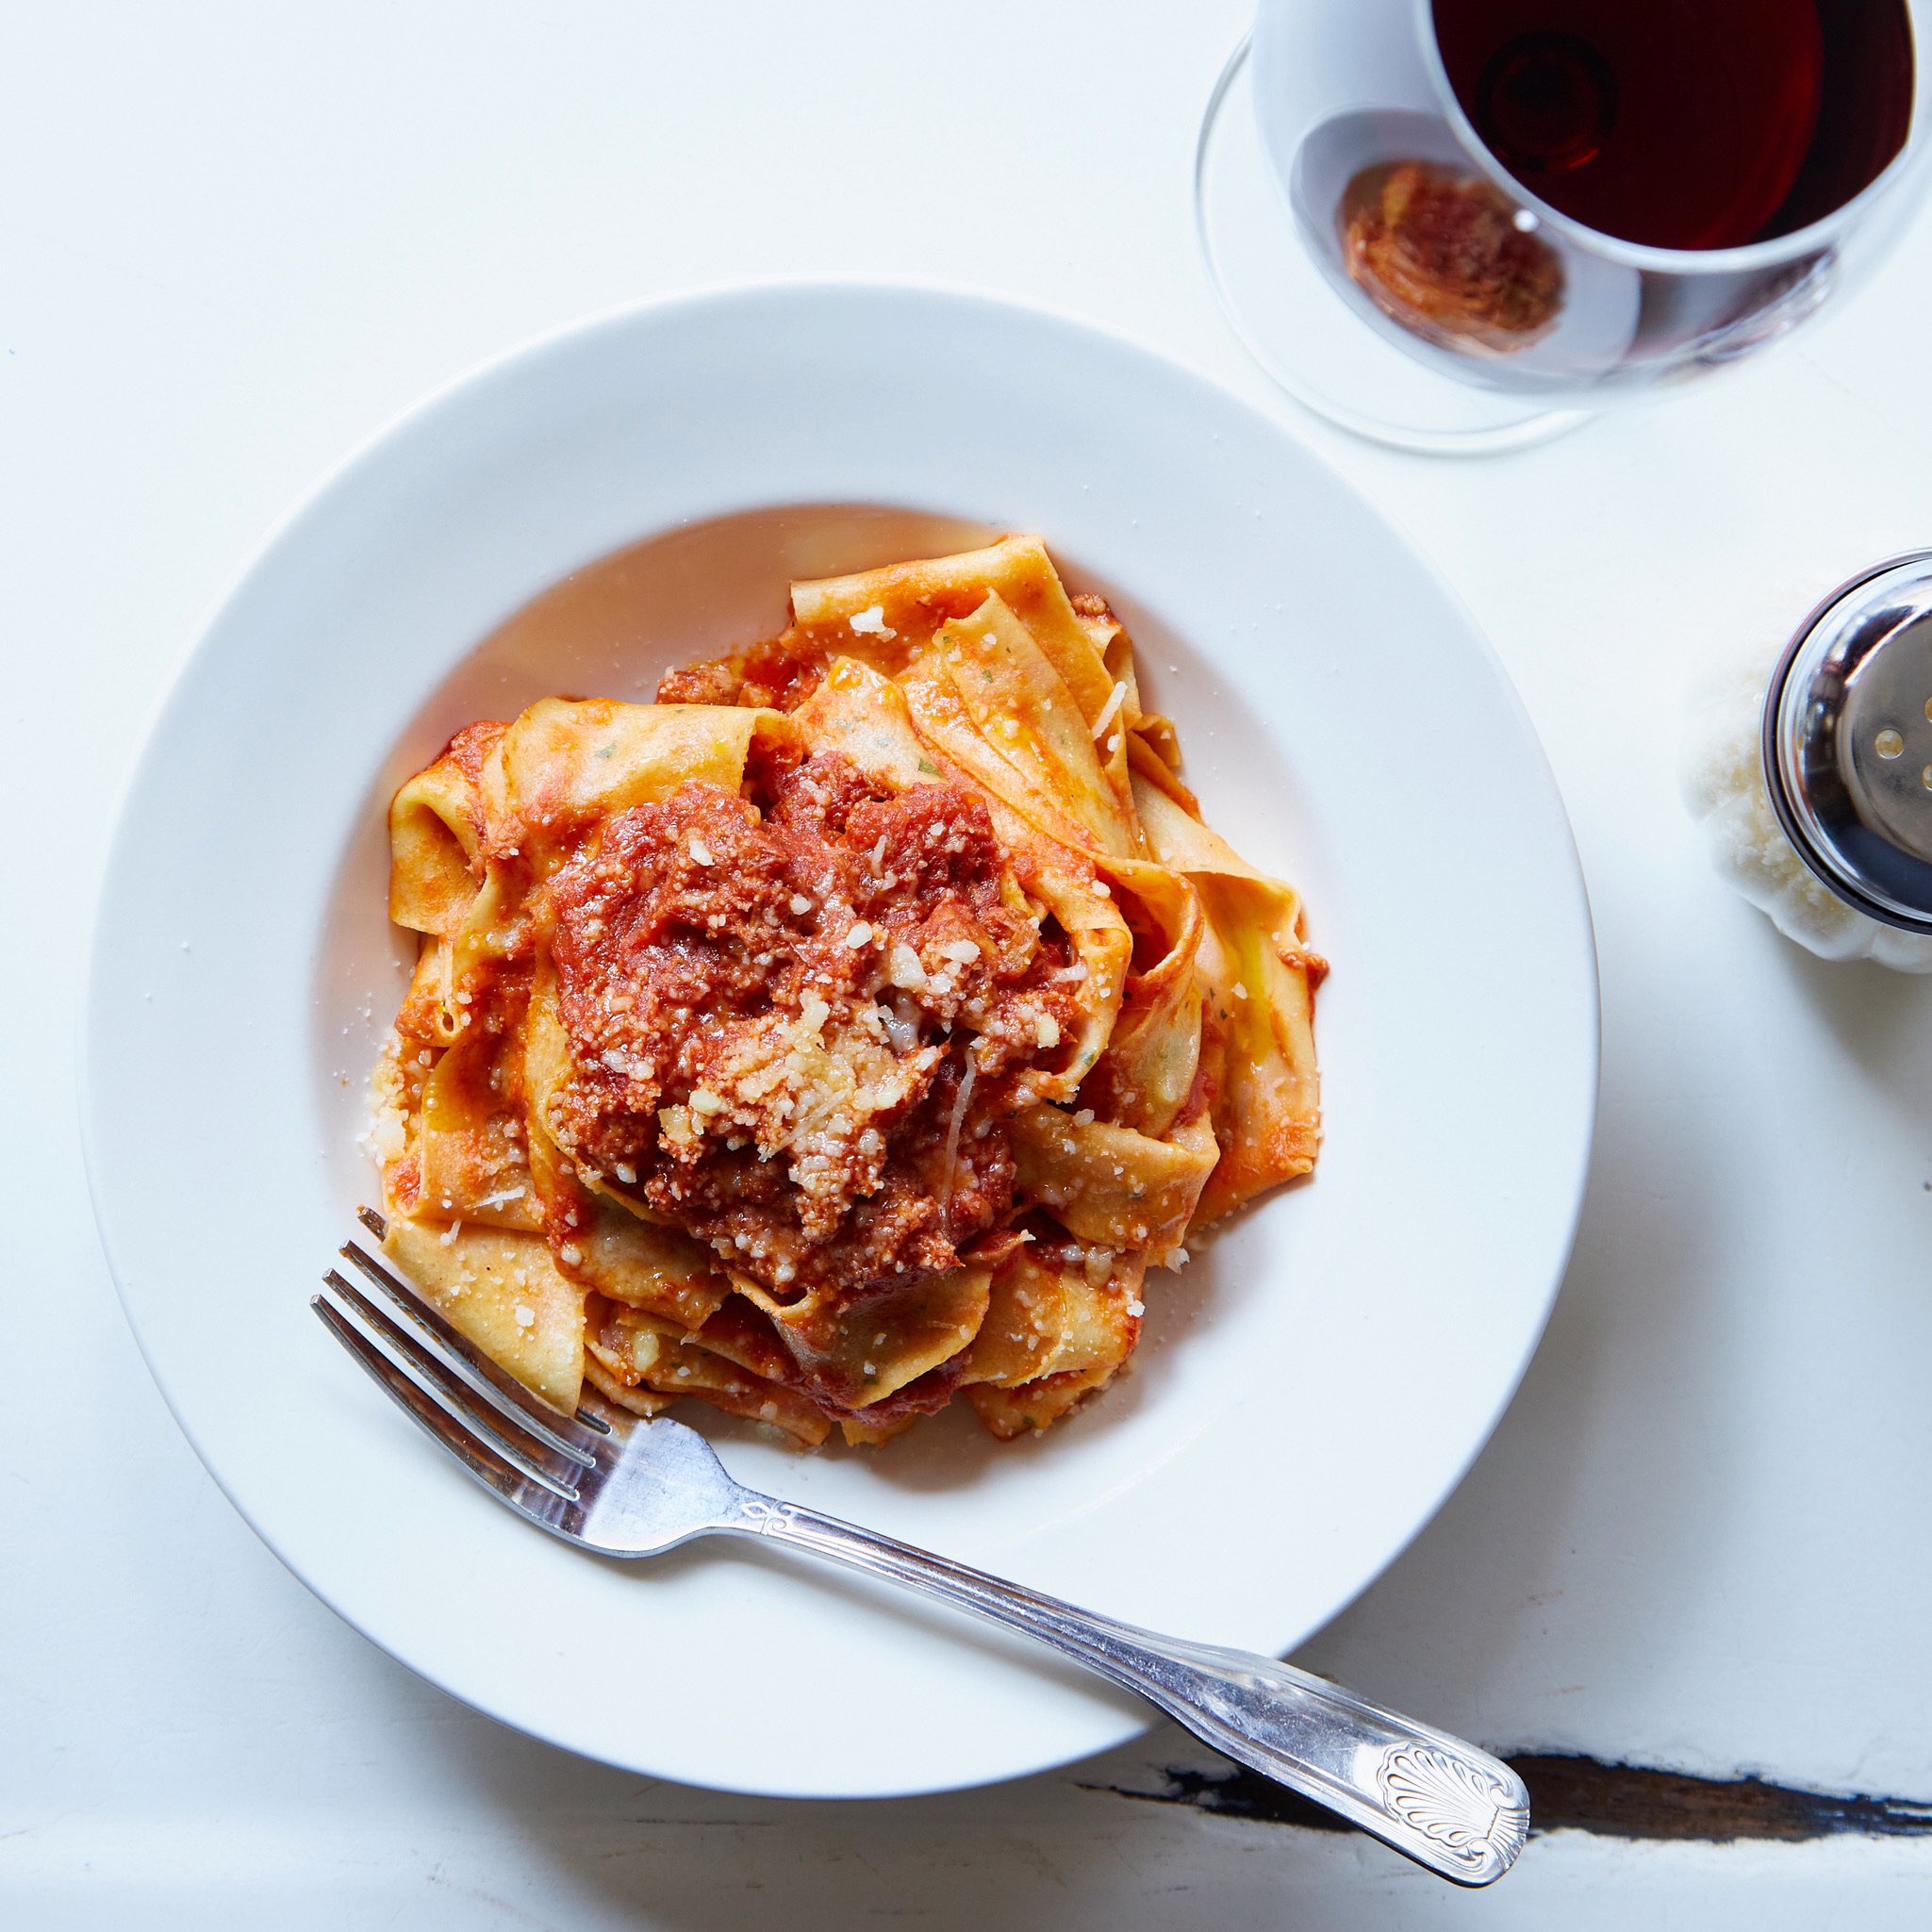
[[83, 282, 1596, 1798]]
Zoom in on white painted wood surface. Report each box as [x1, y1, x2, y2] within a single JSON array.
[[6, 1, 1931, 1919]]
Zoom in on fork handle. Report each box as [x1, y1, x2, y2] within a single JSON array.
[[731, 1494, 1527, 1885]]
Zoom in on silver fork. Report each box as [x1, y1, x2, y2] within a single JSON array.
[[315, 1209, 1529, 1886]]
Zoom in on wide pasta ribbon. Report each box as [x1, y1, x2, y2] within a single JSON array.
[[1130, 758, 1323, 1223], [957, 1247, 1148, 1439]]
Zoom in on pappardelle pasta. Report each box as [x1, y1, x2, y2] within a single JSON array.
[[370, 537, 1323, 1446]]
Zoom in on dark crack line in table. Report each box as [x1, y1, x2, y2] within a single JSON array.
[[1085, 1756, 1932, 1842]]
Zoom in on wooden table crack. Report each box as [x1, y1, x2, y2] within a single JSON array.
[[1092, 1756, 1932, 1842]]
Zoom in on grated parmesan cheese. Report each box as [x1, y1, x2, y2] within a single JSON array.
[[937, 1057, 977, 1217], [885, 941, 927, 991], [1682, 649, 1932, 971]]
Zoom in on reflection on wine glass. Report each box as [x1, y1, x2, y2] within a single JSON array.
[[1339, 159, 1566, 355], [1197, 0, 1928, 452]]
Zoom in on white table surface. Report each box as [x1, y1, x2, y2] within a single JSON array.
[[8, 2, 1932, 1924]]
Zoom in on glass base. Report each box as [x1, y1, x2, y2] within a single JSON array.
[[1195, 36, 1593, 455]]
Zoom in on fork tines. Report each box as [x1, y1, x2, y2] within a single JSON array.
[[312, 1212, 610, 1527]]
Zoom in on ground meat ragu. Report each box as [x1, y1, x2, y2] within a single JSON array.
[[542, 752, 1082, 1304]]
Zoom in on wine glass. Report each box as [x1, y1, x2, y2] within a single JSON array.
[[1197, 0, 1930, 452]]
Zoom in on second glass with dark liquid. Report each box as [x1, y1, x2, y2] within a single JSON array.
[[1329, 0, 1919, 388], [1433, 0, 1914, 251]]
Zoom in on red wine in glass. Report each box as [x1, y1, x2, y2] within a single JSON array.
[[1432, 0, 1915, 251]]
